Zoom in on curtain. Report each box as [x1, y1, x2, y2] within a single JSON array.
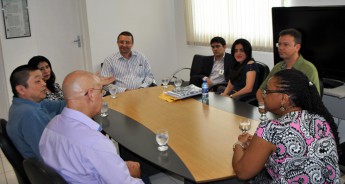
[[184, 0, 283, 51]]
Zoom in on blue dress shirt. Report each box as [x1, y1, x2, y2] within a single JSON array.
[[7, 97, 65, 159]]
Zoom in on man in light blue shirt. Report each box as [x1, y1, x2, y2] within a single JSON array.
[[40, 70, 144, 183], [7, 65, 65, 159], [101, 31, 155, 93]]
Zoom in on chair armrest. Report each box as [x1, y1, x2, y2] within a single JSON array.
[[168, 68, 191, 82], [208, 82, 228, 93], [238, 93, 258, 106]]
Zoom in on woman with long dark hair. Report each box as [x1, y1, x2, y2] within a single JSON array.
[[220, 38, 259, 98], [232, 69, 340, 183], [28, 55, 64, 100]]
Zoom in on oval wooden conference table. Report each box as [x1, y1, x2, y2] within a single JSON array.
[[94, 86, 272, 184]]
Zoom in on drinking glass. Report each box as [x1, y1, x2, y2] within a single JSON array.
[[258, 102, 268, 122], [239, 120, 251, 133], [162, 77, 169, 88], [156, 129, 169, 151], [174, 78, 182, 90], [109, 85, 117, 98], [100, 101, 108, 117]]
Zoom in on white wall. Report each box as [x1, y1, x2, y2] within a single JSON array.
[[0, 38, 10, 120], [0, 0, 86, 119], [85, 0, 178, 84], [285, 0, 345, 6], [0, 0, 38, 119]]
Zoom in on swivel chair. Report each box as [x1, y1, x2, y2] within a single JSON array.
[[0, 119, 30, 184], [167, 54, 209, 87], [23, 157, 68, 184]]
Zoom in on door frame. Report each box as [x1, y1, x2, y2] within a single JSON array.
[[77, 0, 92, 72], [0, 0, 91, 119]]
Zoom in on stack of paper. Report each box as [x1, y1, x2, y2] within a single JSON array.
[[164, 84, 202, 99]]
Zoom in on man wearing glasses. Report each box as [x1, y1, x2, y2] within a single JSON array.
[[39, 71, 145, 183], [101, 31, 155, 93], [7, 65, 115, 160], [190, 36, 233, 89], [256, 28, 320, 104]]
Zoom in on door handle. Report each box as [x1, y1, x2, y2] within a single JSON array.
[[73, 35, 81, 48]]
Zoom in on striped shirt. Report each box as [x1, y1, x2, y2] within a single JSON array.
[[101, 51, 155, 93]]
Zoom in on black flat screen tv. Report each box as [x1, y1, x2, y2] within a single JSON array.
[[272, 6, 345, 83]]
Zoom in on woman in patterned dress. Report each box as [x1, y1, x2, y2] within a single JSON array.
[[232, 69, 340, 183], [28, 56, 64, 100]]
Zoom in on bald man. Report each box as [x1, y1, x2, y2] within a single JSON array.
[[39, 71, 144, 184]]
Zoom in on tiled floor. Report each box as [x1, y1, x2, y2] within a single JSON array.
[[2, 147, 345, 183], [0, 150, 19, 184], [0, 142, 182, 184]]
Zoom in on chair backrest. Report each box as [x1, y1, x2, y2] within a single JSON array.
[[23, 157, 68, 184], [190, 54, 207, 77], [0, 119, 30, 184], [255, 61, 270, 87], [239, 61, 270, 106], [167, 67, 191, 87], [189, 54, 210, 87], [319, 77, 324, 98]]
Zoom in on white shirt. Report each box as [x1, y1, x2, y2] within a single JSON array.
[[101, 51, 155, 93], [209, 54, 225, 85]]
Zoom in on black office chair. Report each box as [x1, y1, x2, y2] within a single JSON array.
[[0, 119, 30, 184], [167, 55, 207, 87], [188, 54, 210, 86], [319, 77, 324, 98], [240, 61, 270, 106], [23, 157, 67, 184]]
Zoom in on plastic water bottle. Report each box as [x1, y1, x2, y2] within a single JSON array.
[[201, 77, 209, 104]]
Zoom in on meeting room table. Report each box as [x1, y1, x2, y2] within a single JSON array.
[[94, 86, 274, 184]]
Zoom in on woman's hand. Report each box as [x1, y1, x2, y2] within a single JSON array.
[[238, 133, 253, 149], [220, 92, 228, 96]]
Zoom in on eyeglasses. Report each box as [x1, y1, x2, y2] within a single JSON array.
[[275, 42, 297, 48], [84, 88, 105, 96], [262, 89, 287, 98]]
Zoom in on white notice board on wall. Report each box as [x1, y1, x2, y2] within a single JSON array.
[[1, 0, 31, 39]]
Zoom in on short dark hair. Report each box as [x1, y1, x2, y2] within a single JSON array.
[[28, 55, 57, 93], [10, 65, 39, 97], [279, 28, 302, 45], [210, 37, 226, 46], [117, 31, 134, 43]]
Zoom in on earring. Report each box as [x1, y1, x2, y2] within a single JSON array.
[[280, 102, 286, 112]]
